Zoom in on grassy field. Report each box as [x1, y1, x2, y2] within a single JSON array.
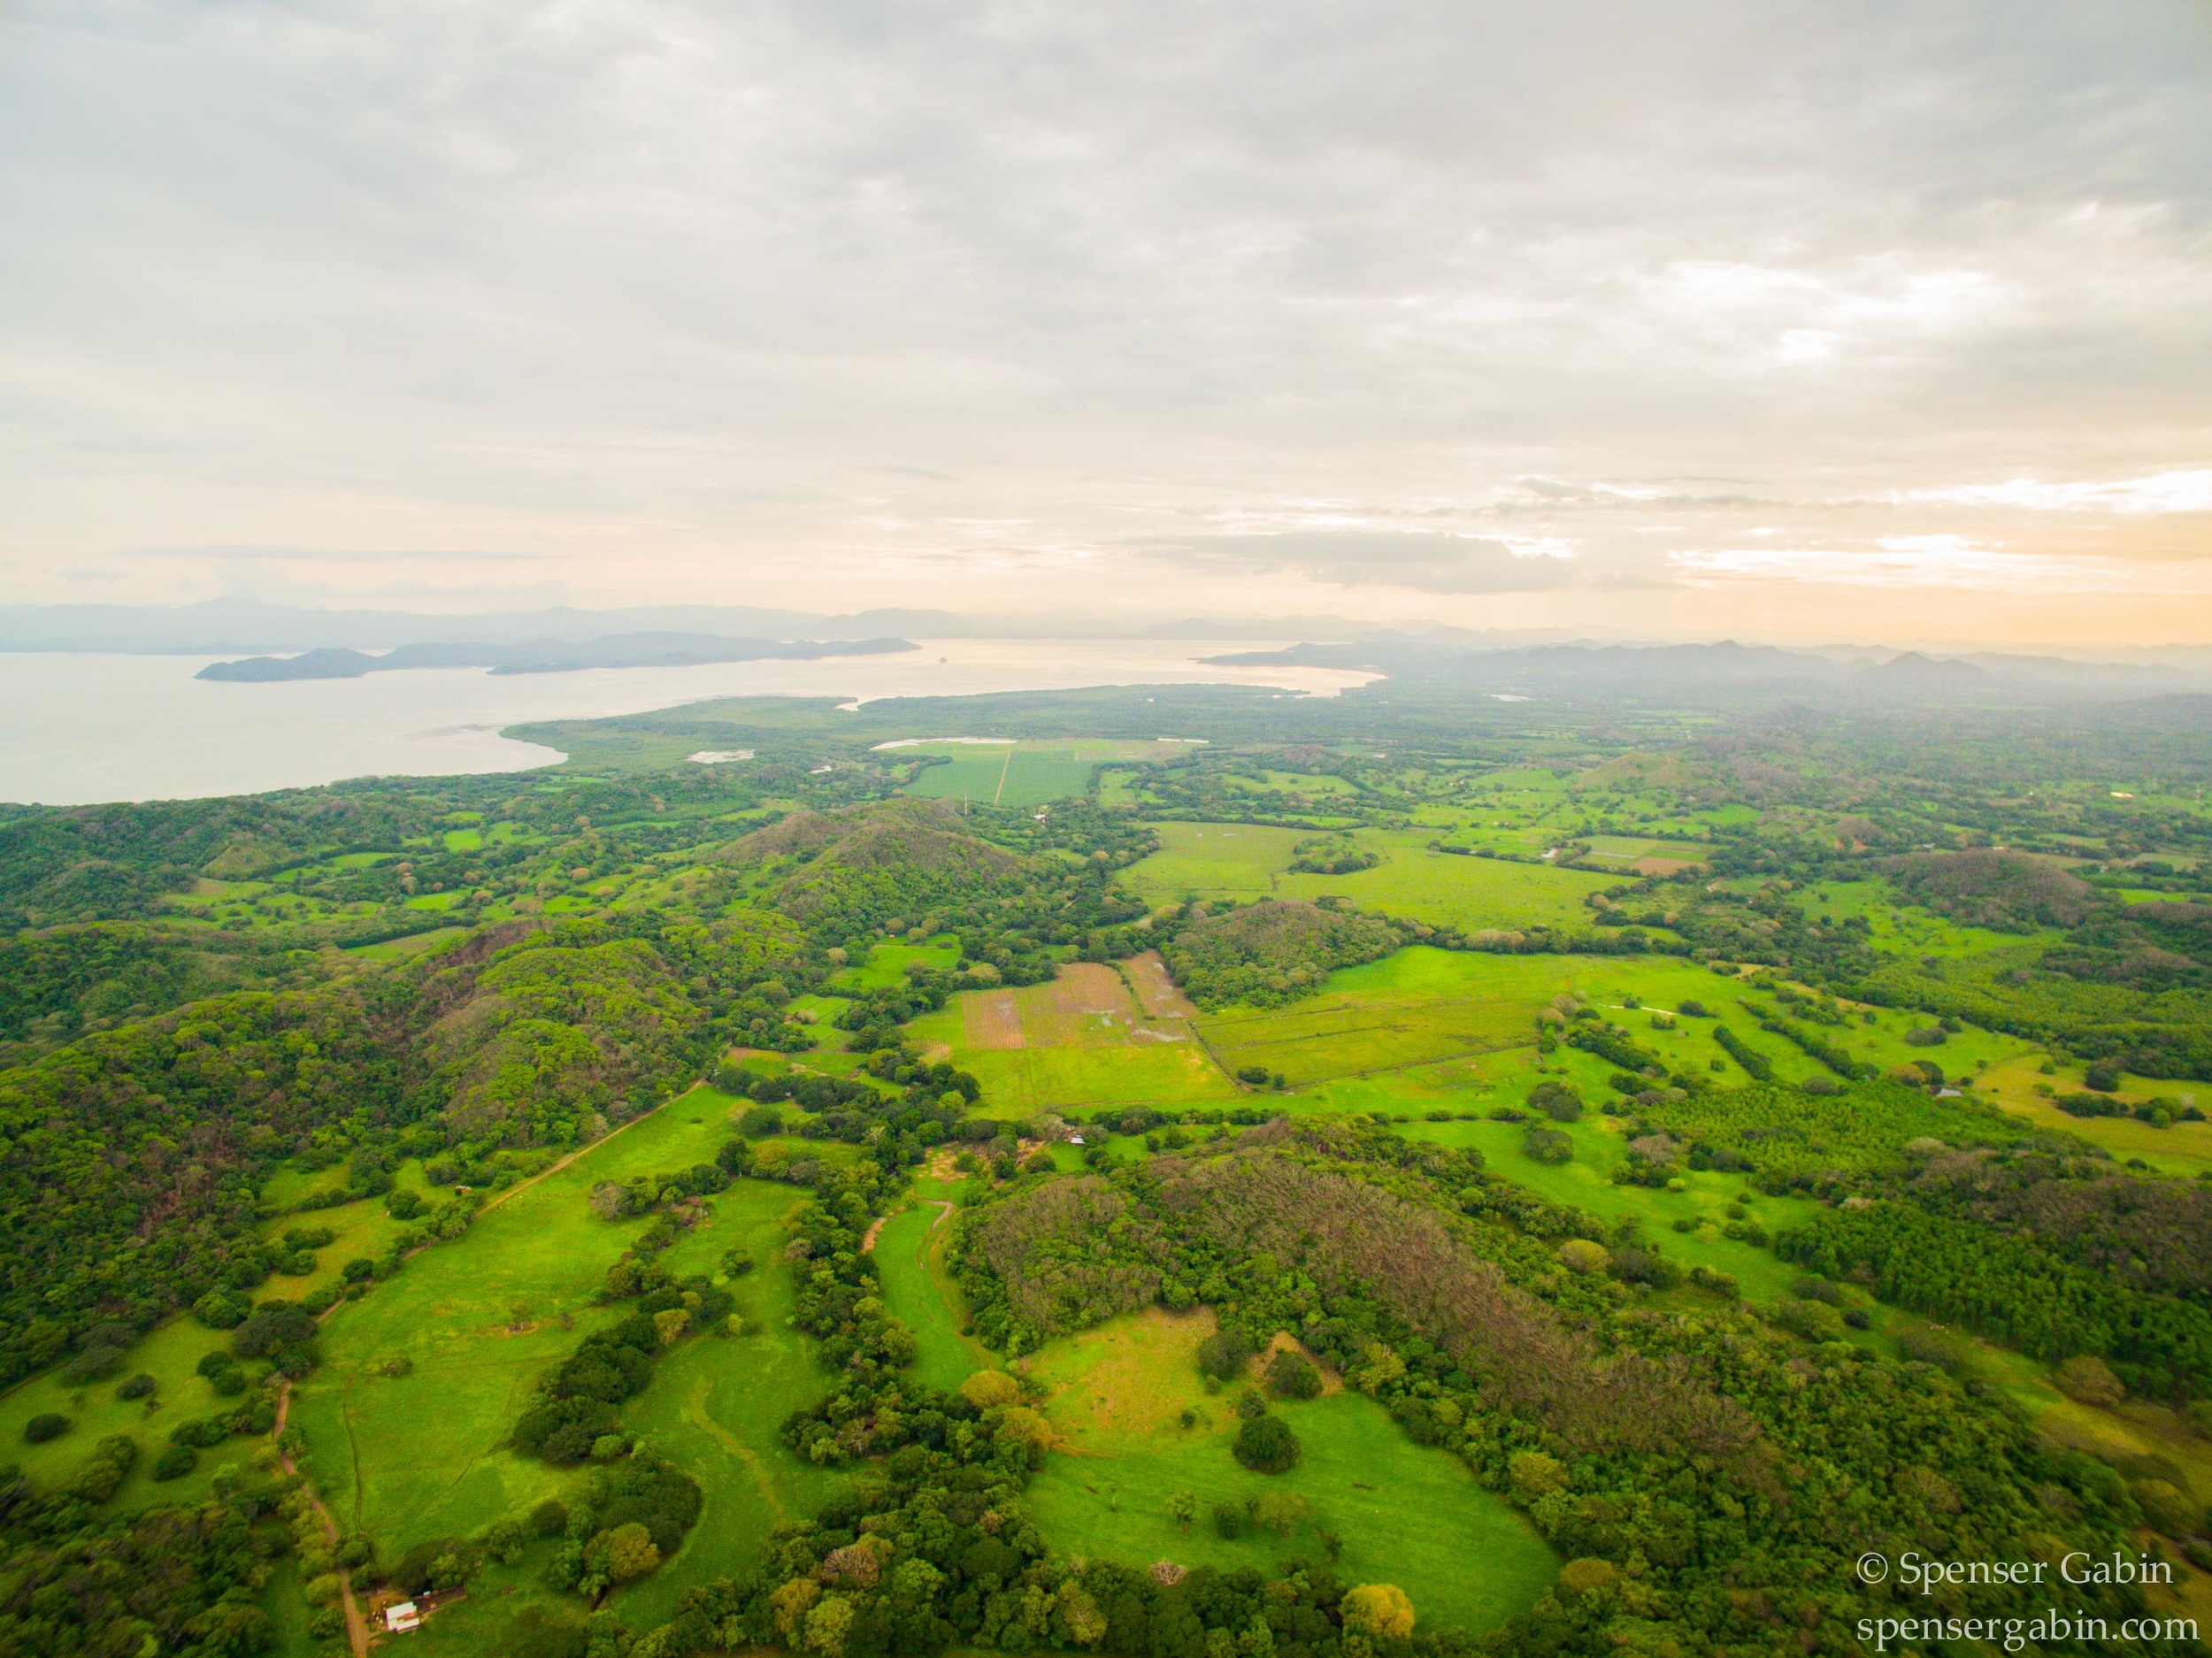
[[1024, 1309, 1555, 1633], [1978, 1055, 2211, 1176], [1279, 833, 1619, 933], [1194, 948, 1546, 1086], [830, 938, 963, 992], [870, 1200, 993, 1393], [908, 963, 1243, 1113], [1120, 823, 1617, 935], [288, 1086, 849, 1626], [1119, 823, 1307, 904], [616, 1178, 855, 1624], [1796, 877, 2061, 961], [0, 1312, 264, 1516], [897, 739, 1193, 809]]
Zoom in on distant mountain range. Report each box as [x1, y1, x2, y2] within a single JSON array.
[[5, 598, 2208, 707], [1200, 637, 2205, 705], [0, 597, 1400, 653], [196, 633, 916, 681]]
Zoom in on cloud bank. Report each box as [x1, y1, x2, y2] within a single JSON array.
[[1, 0, 2208, 641]]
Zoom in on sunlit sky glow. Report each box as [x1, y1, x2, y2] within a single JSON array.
[[3, 0, 2210, 645]]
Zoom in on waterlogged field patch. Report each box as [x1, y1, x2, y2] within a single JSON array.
[[1025, 1309, 1556, 1632]]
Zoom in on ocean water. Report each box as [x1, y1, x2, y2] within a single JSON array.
[[0, 639, 1375, 805]]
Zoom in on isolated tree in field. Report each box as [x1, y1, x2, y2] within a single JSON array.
[[1265, 1348, 1323, 1399], [1233, 1412, 1300, 1473], [1521, 1125, 1572, 1164], [1340, 1584, 1416, 1642], [1528, 1080, 1583, 1122]]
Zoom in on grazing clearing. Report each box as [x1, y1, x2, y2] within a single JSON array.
[[869, 1201, 990, 1393], [1390, 1117, 1820, 1301], [898, 739, 1193, 809], [829, 938, 963, 992], [1120, 822, 1617, 935], [0, 1313, 257, 1516], [287, 1087, 849, 1623], [1194, 948, 1540, 1086], [1277, 831, 1620, 934], [908, 963, 1242, 1112], [1118, 824, 1309, 904], [1025, 1309, 1555, 1633]]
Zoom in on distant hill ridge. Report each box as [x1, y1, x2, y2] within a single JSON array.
[[1198, 636, 2193, 705], [195, 632, 916, 681]]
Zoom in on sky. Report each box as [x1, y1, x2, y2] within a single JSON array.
[[2, 0, 2210, 646]]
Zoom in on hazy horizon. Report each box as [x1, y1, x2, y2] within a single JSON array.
[[4, 0, 2210, 645]]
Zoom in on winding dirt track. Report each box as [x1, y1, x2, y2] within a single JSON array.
[[275, 1380, 369, 1658]]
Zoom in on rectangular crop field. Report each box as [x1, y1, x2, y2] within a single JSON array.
[[897, 738, 1194, 809]]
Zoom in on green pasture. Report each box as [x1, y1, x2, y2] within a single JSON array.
[[615, 1182, 855, 1624], [1025, 1310, 1555, 1633], [0, 1313, 262, 1516], [1119, 823, 1308, 904], [831, 938, 963, 992], [1120, 822, 1618, 936], [1191, 948, 1573, 1086], [343, 925, 470, 962], [255, 1186, 421, 1307], [288, 1087, 845, 1621], [1576, 834, 1708, 868], [935, 1043, 1244, 1115], [1980, 1055, 2211, 1176], [1796, 877, 2060, 961], [899, 745, 1023, 806], [905, 964, 1243, 1113], [384, 1541, 591, 1656], [896, 739, 1177, 809], [870, 1202, 991, 1393], [1278, 832, 1619, 933]]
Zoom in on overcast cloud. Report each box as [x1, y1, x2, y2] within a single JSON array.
[[2, 0, 2209, 642]]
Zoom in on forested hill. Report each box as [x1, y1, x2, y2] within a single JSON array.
[[0, 781, 1125, 1391]]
